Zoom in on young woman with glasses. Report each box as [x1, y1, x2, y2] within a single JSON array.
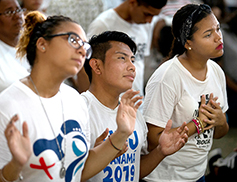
[[0, 11, 142, 182]]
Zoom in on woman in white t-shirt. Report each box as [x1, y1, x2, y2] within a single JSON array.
[[0, 11, 142, 182], [143, 4, 229, 182]]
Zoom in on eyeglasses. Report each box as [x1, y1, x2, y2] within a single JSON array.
[[45, 32, 92, 59], [0, 8, 26, 17]]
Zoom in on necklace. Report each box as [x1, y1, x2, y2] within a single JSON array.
[[29, 76, 67, 178]]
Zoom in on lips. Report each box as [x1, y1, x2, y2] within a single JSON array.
[[72, 58, 83, 65], [124, 74, 135, 81], [216, 43, 223, 50]]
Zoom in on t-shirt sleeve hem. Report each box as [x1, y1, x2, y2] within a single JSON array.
[[144, 116, 166, 128]]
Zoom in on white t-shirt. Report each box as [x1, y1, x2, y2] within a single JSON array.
[[143, 56, 228, 182], [0, 40, 30, 92], [81, 90, 148, 182], [87, 9, 152, 98], [0, 81, 90, 182]]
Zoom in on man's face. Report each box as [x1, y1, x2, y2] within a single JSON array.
[[101, 41, 136, 93], [0, 0, 24, 46], [130, 3, 161, 24]]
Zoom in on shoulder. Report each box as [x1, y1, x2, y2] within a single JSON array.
[[60, 84, 88, 110], [87, 9, 118, 37], [208, 59, 225, 80], [146, 56, 180, 89]]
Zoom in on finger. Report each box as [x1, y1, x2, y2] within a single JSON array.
[[164, 120, 172, 133], [22, 121, 29, 138], [204, 124, 214, 130], [130, 95, 143, 105], [213, 96, 218, 102], [5, 115, 19, 138], [8, 114, 19, 126], [95, 128, 109, 143], [176, 122, 187, 134], [210, 100, 221, 109], [209, 93, 214, 102], [121, 90, 140, 103], [183, 126, 189, 136], [201, 106, 215, 116], [200, 95, 206, 106], [134, 100, 143, 110]]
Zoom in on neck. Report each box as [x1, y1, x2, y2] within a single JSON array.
[[114, 1, 133, 23], [178, 52, 208, 81], [0, 36, 19, 47], [89, 81, 121, 110], [22, 63, 64, 98]]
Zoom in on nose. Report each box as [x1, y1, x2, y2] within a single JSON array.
[[127, 60, 136, 72], [215, 29, 222, 42], [76, 45, 87, 58]]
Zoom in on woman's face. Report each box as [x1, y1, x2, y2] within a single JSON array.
[[22, 0, 43, 11], [188, 13, 224, 59], [43, 22, 88, 78]]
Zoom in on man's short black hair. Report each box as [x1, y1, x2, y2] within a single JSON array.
[[84, 31, 137, 83], [137, 0, 167, 9]]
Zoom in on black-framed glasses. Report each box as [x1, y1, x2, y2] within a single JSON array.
[[0, 8, 26, 17], [45, 32, 92, 59]]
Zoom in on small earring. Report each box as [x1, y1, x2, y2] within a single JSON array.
[[42, 47, 45, 50], [188, 47, 192, 50]]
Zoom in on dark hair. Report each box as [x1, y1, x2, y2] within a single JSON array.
[[16, 11, 76, 67], [84, 31, 137, 83], [168, 4, 212, 59], [137, 0, 167, 9]]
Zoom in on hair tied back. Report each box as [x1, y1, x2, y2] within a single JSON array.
[[16, 11, 46, 60]]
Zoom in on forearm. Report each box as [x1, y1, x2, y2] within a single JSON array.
[[81, 131, 127, 181], [140, 145, 165, 179], [0, 159, 23, 182], [148, 121, 197, 151], [213, 120, 229, 139]]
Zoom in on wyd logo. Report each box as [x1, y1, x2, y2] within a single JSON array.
[[102, 130, 139, 182], [30, 120, 88, 182]]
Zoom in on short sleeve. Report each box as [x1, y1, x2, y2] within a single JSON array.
[[0, 112, 12, 168], [143, 81, 177, 128]]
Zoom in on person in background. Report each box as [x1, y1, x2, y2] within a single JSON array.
[[0, 11, 142, 182], [75, 0, 167, 98], [82, 30, 188, 182], [202, 0, 228, 23], [0, 0, 30, 93], [218, 10, 237, 127], [143, 4, 228, 182], [20, 0, 43, 15], [206, 147, 237, 181]]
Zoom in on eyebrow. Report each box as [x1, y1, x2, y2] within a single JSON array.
[[203, 24, 220, 34], [115, 51, 135, 59]]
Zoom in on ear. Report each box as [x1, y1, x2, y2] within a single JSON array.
[[89, 58, 103, 75], [184, 40, 192, 50], [36, 37, 48, 53]]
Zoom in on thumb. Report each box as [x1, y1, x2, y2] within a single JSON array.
[[97, 128, 109, 142], [22, 121, 29, 138], [164, 120, 172, 133]]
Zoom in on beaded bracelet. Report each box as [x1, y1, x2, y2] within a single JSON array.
[[108, 135, 122, 151], [192, 117, 204, 136]]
